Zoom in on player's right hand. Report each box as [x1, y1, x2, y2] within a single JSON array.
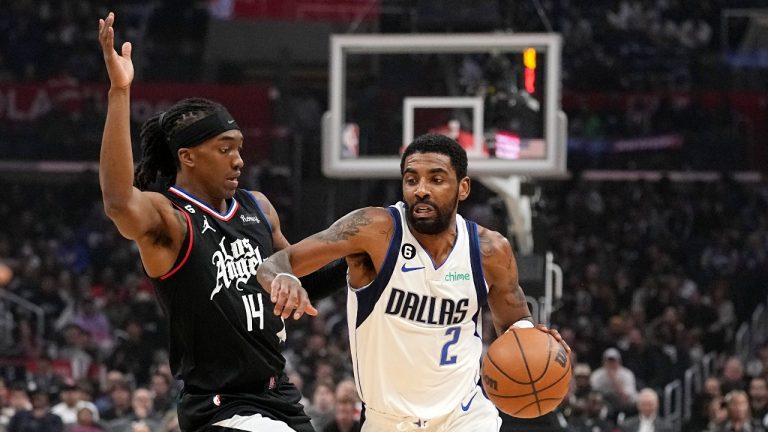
[[98, 12, 133, 90], [270, 274, 319, 320]]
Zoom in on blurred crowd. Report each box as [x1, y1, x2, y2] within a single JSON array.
[[0, 0, 206, 83], [535, 177, 768, 431], [0, 175, 766, 431], [0, 0, 765, 171], [566, 94, 748, 170], [1, 1, 768, 432]]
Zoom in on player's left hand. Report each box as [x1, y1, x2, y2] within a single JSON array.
[[269, 273, 319, 320], [98, 12, 133, 90], [534, 324, 571, 354]]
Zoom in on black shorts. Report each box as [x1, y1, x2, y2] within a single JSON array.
[[178, 375, 314, 432]]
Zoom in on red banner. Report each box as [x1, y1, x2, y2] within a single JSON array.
[[227, 0, 379, 21], [0, 81, 273, 160], [563, 90, 768, 170], [612, 134, 683, 153]]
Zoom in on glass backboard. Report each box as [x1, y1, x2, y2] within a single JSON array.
[[322, 33, 566, 178]]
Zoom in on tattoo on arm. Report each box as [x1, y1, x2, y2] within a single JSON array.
[[479, 234, 493, 257], [480, 233, 515, 270], [316, 210, 373, 243]]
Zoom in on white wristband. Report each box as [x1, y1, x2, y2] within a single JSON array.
[[511, 319, 535, 329], [274, 273, 301, 285]]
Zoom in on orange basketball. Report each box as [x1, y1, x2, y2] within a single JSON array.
[[481, 327, 572, 418]]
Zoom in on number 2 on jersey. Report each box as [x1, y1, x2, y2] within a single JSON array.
[[440, 326, 461, 365]]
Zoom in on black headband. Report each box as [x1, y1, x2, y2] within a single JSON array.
[[167, 110, 240, 151]]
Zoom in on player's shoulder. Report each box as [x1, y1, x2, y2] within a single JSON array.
[[244, 189, 267, 203], [476, 225, 513, 259], [145, 190, 177, 212], [244, 189, 274, 212], [343, 206, 393, 222], [334, 206, 395, 236]]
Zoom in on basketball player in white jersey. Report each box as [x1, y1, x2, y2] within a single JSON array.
[[257, 134, 570, 431]]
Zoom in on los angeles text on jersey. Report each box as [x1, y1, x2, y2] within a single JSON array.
[[384, 287, 469, 325], [210, 237, 264, 299]]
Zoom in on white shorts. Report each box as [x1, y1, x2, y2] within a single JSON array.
[[212, 413, 297, 431], [361, 385, 501, 432]]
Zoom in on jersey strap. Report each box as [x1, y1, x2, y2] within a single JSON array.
[[159, 203, 194, 281], [466, 220, 487, 307], [354, 206, 402, 328]]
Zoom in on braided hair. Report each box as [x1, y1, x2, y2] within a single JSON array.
[[134, 98, 227, 191]]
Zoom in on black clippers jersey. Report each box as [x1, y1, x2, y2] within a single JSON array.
[[153, 187, 285, 394]]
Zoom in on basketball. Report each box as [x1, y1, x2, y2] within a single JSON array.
[[481, 327, 572, 418]]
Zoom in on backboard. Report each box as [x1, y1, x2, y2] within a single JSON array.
[[322, 33, 566, 178]]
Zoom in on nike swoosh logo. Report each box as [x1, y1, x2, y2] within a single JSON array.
[[401, 263, 425, 272], [227, 119, 235, 124], [461, 392, 477, 412]]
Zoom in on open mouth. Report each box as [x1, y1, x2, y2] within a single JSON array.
[[412, 203, 436, 218]]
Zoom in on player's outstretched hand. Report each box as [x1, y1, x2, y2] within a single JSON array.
[[270, 274, 318, 320], [535, 324, 571, 354], [98, 12, 133, 90]]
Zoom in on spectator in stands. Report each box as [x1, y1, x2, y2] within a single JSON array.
[[333, 379, 358, 407], [105, 388, 160, 432], [722, 356, 749, 394], [752, 342, 768, 379], [51, 379, 98, 426], [749, 377, 768, 428], [621, 326, 667, 390], [147, 371, 175, 417], [652, 316, 692, 385], [93, 370, 126, 415], [25, 356, 64, 399], [1, 383, 32, 430], [306, 381, 335, 432], [715, 390, 766, 432], [106, 319, 154, 387], [688, 376, 724, 431], [322, 395, 361, 432], [570, 391, 616, 432], [682, 288, 720, 350], [708, 281, 737, 346], [313, 359, 337, 391], [70, 297, 113, 355], [706, 396, 729, 431], [7, 389, 63, 432], [563, 362, 594, 421], [30, 274, 67, 340], [57, 323, 94, 381], [68, 403, 103, 432], [590, 347, 639, 415], [99, 380, 132, 422], [11, 318, 43, 360], [619, 388, 673, 432], [0, 379, 13, 431]]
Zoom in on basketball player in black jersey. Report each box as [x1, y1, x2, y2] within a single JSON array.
[[98, 13, 343, 432]]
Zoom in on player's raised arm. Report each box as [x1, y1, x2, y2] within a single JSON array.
[[98, 13, 185, 279], [480, 226, 571, 353], [256, 207, 393, 319]]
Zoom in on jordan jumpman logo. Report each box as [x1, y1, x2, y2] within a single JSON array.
[[201, 215, 216, 234]]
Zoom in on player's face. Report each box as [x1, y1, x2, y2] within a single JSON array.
[[401, 152, 469, 235], [181, 129, 244, 199]]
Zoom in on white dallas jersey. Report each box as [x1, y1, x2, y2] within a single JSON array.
[[348, 201, 488, 420]]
